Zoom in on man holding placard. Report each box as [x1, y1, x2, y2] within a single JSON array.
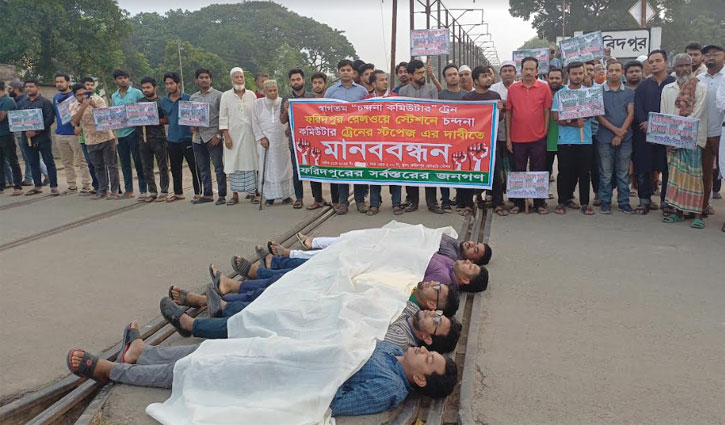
[[136, 77, 169, 202], [552, 62, 598, 215], [53, 73, 91, 195], [20, 80, 58, 196], [659, 54, 708, 229], [0, 81, 23, 195], [70, 84, 121, 200], [111, 69, 146, 199]]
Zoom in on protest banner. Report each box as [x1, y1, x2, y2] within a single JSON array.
[[92, 106, 128, 131], [646, 112, 699, 150], [126, 102, 160, 126], [288, 98, 498, 189], [57, 96, 76, 125], [178, 101, 209, 127], [559, 31, 604, 65], [410, 28, 450, 56], [8, 109, 44, 132], [556, 87, 605, 120], [512, 48, 549, 74], [506, 172, 550, 200]]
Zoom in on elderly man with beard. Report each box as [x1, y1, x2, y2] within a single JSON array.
[[660, 54, 709, 229], [220, 67, 259, 205], [458, 65, 474, 92]]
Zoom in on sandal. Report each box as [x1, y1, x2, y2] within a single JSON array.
[[581, 206, 595, 215], [120, 323, 141, 363], [509, 206, 520, 215], [251, 196, 261, 204], [231, 256, 251, 278], [255, 245, 268, 265], [459, 206, 473, 216], [635, 204, 650, 215], [494, 206, 509, 217], [366, 206, 379, 216], [66, 349, 108, 382], [690, 218, 705, 229], [205, 283, 223, 318], [168, 285, 190, 306], [293, 199, 303, 209], [554, 204, 566, 215], [24, 188, 42, 196], [565, 200, 580, 210], [226, 198, 239, 206], [306, 201, 324, 210], [209, 264, 223, 288], [663, 214, 684, 223], [537, 206, 549, 215], [160, 297, 191, 337], [296, 232, 309, 249]]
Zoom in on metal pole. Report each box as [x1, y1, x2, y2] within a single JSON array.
[[410, 0, 414, 32], [640, 0, 646, 28], [177, 42, 185, 94], [451, 19, 456, 64], [390, 0, 398, 87], [426, 0, 431, 82], [562, 0, 566, 37], [446, 11, 450, 65], [459, 26, 463, 65], [437, 0, 441, 79]]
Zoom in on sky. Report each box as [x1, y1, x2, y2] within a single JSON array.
[[116, 0, 537, 69]]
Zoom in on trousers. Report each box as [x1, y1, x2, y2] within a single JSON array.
[[109, 344, 199, 389]]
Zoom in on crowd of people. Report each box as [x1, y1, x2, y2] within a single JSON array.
[[65, 231, 492, 416], [0, 43, 722, 230]]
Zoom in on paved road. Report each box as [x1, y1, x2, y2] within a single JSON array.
[[472, 197, 724, 425]]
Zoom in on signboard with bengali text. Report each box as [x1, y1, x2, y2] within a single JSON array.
[[646, 112, 699, 150], [512, 48, 550, 75], [559, 31, 604, 65], [8, 109, 44, 132], [289, 98, 498, 189], [178, 101, 209, 127], [57, 96, 76, 125], [126, 102, 160, 126], [506, 172, 550, 199], [410, 28, 450, 56], [92, 106, 128, 131], [556, 87, 605, 120]]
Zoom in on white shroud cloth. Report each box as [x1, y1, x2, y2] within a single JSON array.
[[219, 89, 258, 173], [252, 97, 293, 199], [146, 221, 456, 425]]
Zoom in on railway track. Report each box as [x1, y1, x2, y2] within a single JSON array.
[[0, 200, 489, 425]]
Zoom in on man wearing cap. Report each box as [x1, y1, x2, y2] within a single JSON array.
[[698, 44, 724, 214], [459, 65, 474, 92], [491, 61, 517, 202]]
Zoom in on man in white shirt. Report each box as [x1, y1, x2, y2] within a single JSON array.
[[697, 44, 724, 211]]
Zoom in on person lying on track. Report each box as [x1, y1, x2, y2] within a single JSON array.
[[66, 323, 458, 416]]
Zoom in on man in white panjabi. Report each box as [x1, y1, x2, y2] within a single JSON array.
[[252, 79, 293, 205], [219, 67, 259, 205]]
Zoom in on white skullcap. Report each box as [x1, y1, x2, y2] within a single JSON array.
[[636, 55, 648, 63], [499, 60, 516, 70], [459, 65, 472, 73], [230, 67, 244, 77]]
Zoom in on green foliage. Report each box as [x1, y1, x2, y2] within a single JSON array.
[[518, 37, 553, 50], [159, 41, 231, 94]]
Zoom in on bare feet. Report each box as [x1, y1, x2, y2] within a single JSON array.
[[179, 313, 194, 333], [213, 264, 242, 295], [247, 262, 259, 280], [170, 286, 207, 307], [268, 241, 291, 257]]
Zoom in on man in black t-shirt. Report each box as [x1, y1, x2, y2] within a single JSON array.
[[136, 77, 169, 201]]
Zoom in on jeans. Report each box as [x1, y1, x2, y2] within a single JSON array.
[[109, 344, 199, 389], [0, 134, 22, 189], [19, 137, 46, 183], [27, 139, 58, 187], [338, 184, 367, 206], [591, 137, 601, 197], [557, 144, 593, 206], [80, 143, 99, 190], [512, 139, 547, 208], [597, 138, 632, 207], [3, 160, 11, 185], [192, 301, 251, 339], [222, 274, 285, 303], [139, 138, 169, 196], [193, 141, 226, 198], [405, 186, 438, 208], [117, 132, 146, 194], [167, 140, 200, 195], [488, 144, 506, 207], [440, 188, 451, 205], [369, 185, 402, 207], [637, 168, 668, 206], [86, 140, 120, 196], [290, 146, 303, 200]]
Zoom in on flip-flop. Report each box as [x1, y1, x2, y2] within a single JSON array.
[[230, 257, 251, 278], [205, 283, 223, 318], [168, 286, 190, 306], [663, 214, 684, 223], [160, 297, 191, 337], [67, 348, 107, 382], [690, 218, 705, 229], [120, 323, 141, 363], [295, 232, 307, 249], [267, 241, 275, 256], [255, 245, 268, 265], [208, 264, 222, 289]]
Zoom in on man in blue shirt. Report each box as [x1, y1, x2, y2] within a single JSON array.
[[53, 73, 92, 194], [0, 81, 23, 195], [111, 69, 146, 199], [324, 59, 370, 215], [552, 62, 597, 215], [596, 61, 635, 214], [161, 72, 200, 201]]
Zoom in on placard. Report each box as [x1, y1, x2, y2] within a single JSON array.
[[512, 48, 550, 74], [506, 172, 550, 199], [57, 96, 76, 125], [126, 102, 160, 126], [646, 112, 699, 150], [8, 109, 44, 132], [559, 31, 604, 65], [556, 87, 605, 120], [92, 106, 128, 131], [178, 101, 209, 127], [289, 98, 499, 189], [602, 29, 650, 58], [410, 28, 450, 57]]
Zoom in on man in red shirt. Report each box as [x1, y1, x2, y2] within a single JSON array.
[[505, 57, 553, 214]]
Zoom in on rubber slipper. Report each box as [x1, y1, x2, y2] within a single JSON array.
[[168, 286, 190, 306], [295, 232, 307, 248], [208, 264, 223, 290], [120, 323, 141, 363], [67, 348, 107, 382], [690, 218, 705, 229], [255, 245, 268, 265], [663, 214, 684, 223], [230, 257, 251, 278], [205, 283, 223, 318], [159, 297, 191, 337]]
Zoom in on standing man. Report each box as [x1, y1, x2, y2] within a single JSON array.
[[624, 61, 644, 90], [137, 77, 169, 202], [324, 59, 370, 215], [546, 68, 563, 190], [633, 50, 675, 215], [77, 77, 99, 194], [307, 72, 333, 209], [437, 63, 469, 212], [392, 62, 409, 94], [399, 59, 444, 214], [7, 80, 45, 187], [491, 61, 517, 201], [190, 68, 226, 205], [311, 72, 327, 98], [685, 43, 707, 76], [552, 62, 597, 216], [459, 65, 474, 92], [161, 72, 200, 202], [596, 61, 635, 214], [253, 80, 294, 205], [219, 67, 259, 206], [358, 63, 376, 94], [505, 57, 552, 215], [70, 83, 121, 200], [21, 80, 58, 196], [53, 73, 91, 194], [111, 69, 146, 199], [697, 44, 724, 216], [254, 74, 269, 98], [661, 53, 708, 229], [280, 69, 315, 209], [0, 81, 22, 195]]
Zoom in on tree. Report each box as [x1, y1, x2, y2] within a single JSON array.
[[518, 37, 553, 50], [159, 40, 231, 93]]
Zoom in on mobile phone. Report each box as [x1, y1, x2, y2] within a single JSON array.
[[85, 92, 92, 99]]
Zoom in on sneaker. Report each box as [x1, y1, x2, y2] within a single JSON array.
[[600, 204, 612, 214], [618, 204, 635, 214]]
